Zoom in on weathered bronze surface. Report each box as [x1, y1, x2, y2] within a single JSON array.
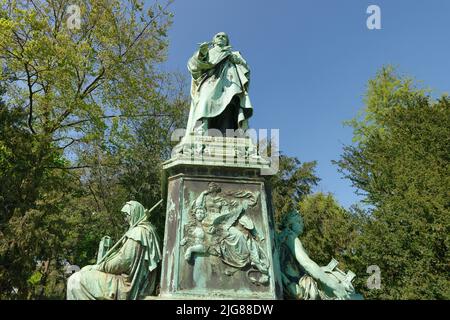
[[160, 158, 282, 299]]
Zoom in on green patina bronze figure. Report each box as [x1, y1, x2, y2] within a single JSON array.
[[185, 32, 253, 135], [278, 211, 362, 300], [67, 200, 162, 300], [179, 182, 270, 288]]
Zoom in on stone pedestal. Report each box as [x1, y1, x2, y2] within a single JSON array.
[[159, 136, 282, 299]]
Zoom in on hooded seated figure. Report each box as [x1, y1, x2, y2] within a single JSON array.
[[67, 201, 161, 300]]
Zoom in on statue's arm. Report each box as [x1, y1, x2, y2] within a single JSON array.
[[230, 51, 250, 88], [187, 50, 214, 80], [293, 238, 336, 290], [184, 243, 206, 261], [187, 244, 206, 254], [230, 51, 248, 68], [292, 238, 351, 299], [98, 238, 140, 275]]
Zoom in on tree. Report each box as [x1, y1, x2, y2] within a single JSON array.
[[335, 67, 450, 299], [298, 193, 358, 271], [269, 155, 320, 226], [0, 88, 78, 298], [0, 0, 187, 299]]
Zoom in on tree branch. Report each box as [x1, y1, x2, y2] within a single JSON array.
[[59, 113, 171, 129], [119, 2, 171, 59], [80, 67, 105, 99], [25, 63, 36, 134], [44, 165, 92, 170], [57, 138, 82, 150]]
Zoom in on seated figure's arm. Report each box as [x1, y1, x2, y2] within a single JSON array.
[[293, 238, 339, 291], [98, 238, 140, 275]]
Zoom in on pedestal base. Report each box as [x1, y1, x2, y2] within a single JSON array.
[[159, 137, 282, 299]]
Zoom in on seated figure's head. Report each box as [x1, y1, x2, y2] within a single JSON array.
[[281, 211, 304, 236], [121, 200, 146, 226], [212, 32, 229, 48]]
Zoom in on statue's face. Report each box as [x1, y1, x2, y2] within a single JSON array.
[[194, 208, 206, 221], [123, 211, 131, 225], [208, 183, 220, 194], [121, 203, 132, 225], [213, 32, 228, 47]]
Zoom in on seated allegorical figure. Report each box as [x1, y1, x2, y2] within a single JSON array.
[[278, 211, 362, 300], [66, 201, 161, 300]]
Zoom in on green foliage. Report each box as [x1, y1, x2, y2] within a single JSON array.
[[270, 155, 320, 226], [0, 99, 76, 298], [298, 193, 357, 269], [0, 0, 187, 299], [27, 271, 42, 286], [335, 67, 450, 299]]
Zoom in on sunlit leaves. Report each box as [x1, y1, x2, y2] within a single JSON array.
[[336, 67, 450, 299]]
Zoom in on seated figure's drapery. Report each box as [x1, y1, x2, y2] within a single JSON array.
[[67, 201, 161, 300]]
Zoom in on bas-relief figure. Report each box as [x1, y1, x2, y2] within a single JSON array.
[[180, 182, 270, 287], [67, 201, 161, 300], [186, 32, 253, 135], [278, 211, 362, 300]]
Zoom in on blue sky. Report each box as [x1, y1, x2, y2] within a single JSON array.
[[161, 0, 450, 208]]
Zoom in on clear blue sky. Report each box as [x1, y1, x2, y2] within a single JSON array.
[[161, 0, 450, 208]]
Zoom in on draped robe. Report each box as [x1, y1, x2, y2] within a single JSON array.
[[185, 45, 253, 134], [67, 222, 161, 300]]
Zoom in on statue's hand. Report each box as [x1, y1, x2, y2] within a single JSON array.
[[326, 277, 351, 300], [230, 53, 245, 66], [229, 53, 241, 65], [199, 42, 209, 55], [334, 283, 351, 300], [184, 248, 192, 261]]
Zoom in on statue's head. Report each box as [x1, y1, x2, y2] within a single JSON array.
[[121, 200, 146, 226], [212, 32, 229, 48], [281, 211, 304, 236], [193, 207, 206, 222], [207, 182, 221, 194]]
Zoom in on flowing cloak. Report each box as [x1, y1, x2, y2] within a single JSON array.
[[185, 45, 253, 133], [67, 222, 161, 300]]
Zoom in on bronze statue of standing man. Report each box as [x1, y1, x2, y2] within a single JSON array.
[[186, 32, 253, 135]]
